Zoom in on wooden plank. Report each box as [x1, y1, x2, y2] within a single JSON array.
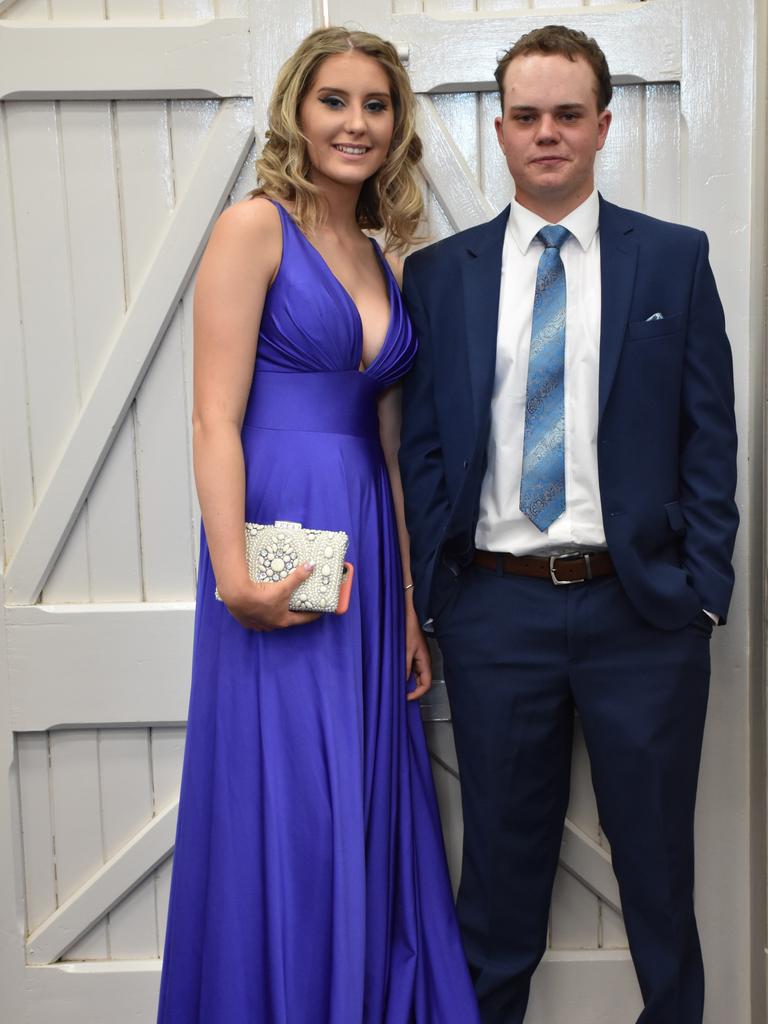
[[114, 100, 174, 300], [477, 0, 528, 11], [0, 20, 251, 100], [56, 99, 142, 603], [42, 516, 91, 604], [133, 311, 196, 602], [478, 90, 514, 213], [0, 102, 35, 563], [248, 0, 316, 191], [150, 728, 185, 812], [178, 272, 200, 559], [419, 677, 451, 722], [154, 855, 173, 954], [106, 0, 160, 17], [6, 605, 194, 730], [150, 726, 185, 950], [567, 714, 600, 840], [424, 0, 473, 11], [50, 0, 106, 19], [99, 730, 158, 958], [550, 867, 600, 950], [527, 950, 643, 1023], [600, 901, 628, 948], [162, 0, 215, 16], [217, 0, 247, 14], [0, 574, 26, 1024], [16, 733, 57, 934], [549, 714, 605, 949], [141, 97, 213, 599], [48, 731, 108, 960], [84, 416, 144, 603], [432, 91, 479, 179], [229, 139, 257, 201], [595, 84, 645, 211], [327, 0, 681, 92], [26, 801, 177, 965], [3, 101, 89, 603], [424, 721, 463, 894], [679, 0, 760, 1017], [115, 99, 195, 600], [0, 0, 49, 18], [644, 82, 681, 222], [10, 97, 91, 598], [4, 99, 253, 605], [560, 820, 621, 914], [24, 961, 162, 1024], [169, 98, 219, 198], [417, 95, 496, 231]]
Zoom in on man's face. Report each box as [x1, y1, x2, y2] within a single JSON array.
[[495, 52, 611, 218]]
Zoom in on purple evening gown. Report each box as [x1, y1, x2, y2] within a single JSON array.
[[156, 200, 480, 1023]]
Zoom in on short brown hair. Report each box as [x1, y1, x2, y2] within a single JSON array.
[[495, 25, 612, 112]]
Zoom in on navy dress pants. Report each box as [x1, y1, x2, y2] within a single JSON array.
[[433, 564, 711, 1024]]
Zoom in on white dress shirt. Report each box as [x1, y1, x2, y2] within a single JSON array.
[[475, 190, 607, 556]]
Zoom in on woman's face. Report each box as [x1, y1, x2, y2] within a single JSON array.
[[298, 50, 395, 192]]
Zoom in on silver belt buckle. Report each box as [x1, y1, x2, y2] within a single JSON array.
[[549, 553, 592, 586]]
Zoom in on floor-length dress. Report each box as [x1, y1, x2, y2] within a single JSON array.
[[156, 201, 480, 1023]]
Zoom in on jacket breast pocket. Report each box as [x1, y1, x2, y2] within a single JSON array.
[[627, 313, 684, 341]]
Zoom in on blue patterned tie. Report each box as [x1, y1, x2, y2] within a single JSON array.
[[519, 225, 571, 531]]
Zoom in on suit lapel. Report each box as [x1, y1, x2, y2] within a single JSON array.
[[462, 206, 510, 436], [598, 196, 638, 421]]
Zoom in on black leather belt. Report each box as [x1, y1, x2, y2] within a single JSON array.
[[473, 549, 614, 585]]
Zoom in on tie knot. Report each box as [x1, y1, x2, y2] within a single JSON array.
[[537, 225, 570, 251]]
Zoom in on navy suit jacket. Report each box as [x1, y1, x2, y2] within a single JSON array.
[[399, 196, 738, 631]]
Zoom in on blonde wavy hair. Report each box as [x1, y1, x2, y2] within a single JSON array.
[[252, 26, 424, 254]]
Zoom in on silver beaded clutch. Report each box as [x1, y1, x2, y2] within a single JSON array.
[[215, 520, 350, 613]]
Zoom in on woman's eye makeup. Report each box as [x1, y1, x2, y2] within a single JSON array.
[[318, 94, 390, 113]]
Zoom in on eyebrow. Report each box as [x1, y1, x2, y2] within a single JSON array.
[[315, 86, 391, 98], [508, 103, 586, 113]]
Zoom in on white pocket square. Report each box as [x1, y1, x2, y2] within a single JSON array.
[[646, 312, 664, 321]]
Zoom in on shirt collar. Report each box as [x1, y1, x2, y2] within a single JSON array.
[[506, 189, 599, 255]]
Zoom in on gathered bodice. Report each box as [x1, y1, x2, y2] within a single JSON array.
[[252, 200, 417, 390]]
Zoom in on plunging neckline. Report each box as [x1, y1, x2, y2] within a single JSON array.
[[271, 200, 397, 376]]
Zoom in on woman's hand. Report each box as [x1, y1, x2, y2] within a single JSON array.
[[405, 599, 432, 701], [219, 563, 321, 632]]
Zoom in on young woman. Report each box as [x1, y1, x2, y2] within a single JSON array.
[[157, 27, 479, 1023]]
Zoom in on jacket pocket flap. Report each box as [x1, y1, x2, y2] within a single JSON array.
[[665, 500, 686, 533]]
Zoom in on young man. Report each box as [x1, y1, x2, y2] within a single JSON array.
[[399, 25, 738, 1024]]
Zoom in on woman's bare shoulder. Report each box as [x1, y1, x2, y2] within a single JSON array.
[[213, 196, 281, 245], [204, 196, 282, 277]]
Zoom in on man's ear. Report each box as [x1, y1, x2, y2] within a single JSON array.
[[596, 108, 612, 151], [494, 115, 505, 153]]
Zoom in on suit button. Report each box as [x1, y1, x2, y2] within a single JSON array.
[[463, 459, 469, 469]]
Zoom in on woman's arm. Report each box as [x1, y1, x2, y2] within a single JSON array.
[[193, 198, 317, 630], [378, 383, 432, 701]]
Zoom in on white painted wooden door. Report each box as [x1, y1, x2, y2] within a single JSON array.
[[0, 0, 762, 1022], [0, 1, 311, 1020], [324, 1, 763, 1022]]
